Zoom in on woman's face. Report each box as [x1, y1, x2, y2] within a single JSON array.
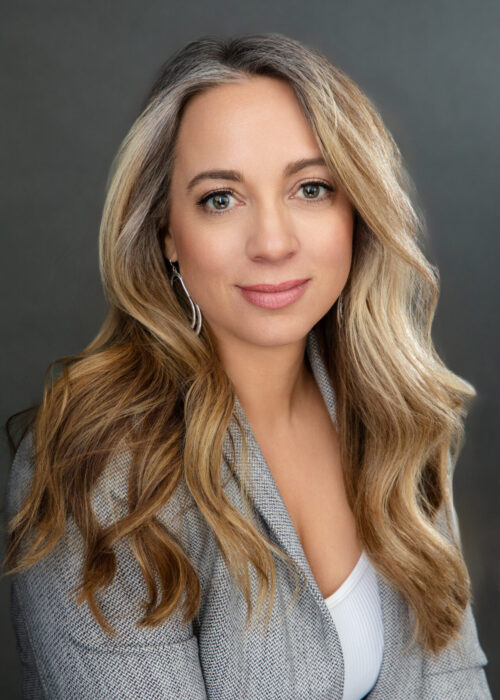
[[164, 75, 354, 350]]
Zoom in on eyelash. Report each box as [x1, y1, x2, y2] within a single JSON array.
[[195, 180, 335, 216]]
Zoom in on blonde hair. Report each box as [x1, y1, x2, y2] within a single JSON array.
[[5, 32, 476, 655]]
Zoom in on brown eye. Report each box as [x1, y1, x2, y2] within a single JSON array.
[[302, 183, 322, 198], [196, 189, 237, 215], [297, 181, 334, 201]]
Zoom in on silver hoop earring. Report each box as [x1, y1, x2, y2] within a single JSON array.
[[337, 293, 344, 327], [168, 259, 202, 336]]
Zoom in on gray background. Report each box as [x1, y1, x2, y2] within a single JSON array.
[[1, 1, 498, 697]]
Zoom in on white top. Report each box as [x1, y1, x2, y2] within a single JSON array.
[[323, 550, 384, 700]]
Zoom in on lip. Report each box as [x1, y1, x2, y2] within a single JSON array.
[[237, 278, 310, 292], [236, 278, 311, 309]]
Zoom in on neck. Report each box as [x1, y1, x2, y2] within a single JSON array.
[[212, 329, 315, 431]]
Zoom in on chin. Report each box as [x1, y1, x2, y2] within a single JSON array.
[[233, 317, 315, 347]]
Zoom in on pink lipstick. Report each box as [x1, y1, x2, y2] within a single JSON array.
[[236, 278, 310, 309]]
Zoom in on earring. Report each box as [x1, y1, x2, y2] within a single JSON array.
[[337, 292, 344, 327], [168, 259, 203, 336]]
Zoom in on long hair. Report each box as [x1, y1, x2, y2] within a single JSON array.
[[5, 32, 476, 655]]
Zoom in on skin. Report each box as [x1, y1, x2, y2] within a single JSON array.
[[164, 75, 354, 431]]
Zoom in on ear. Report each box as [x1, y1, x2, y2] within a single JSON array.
[[162, 227, 178, 263]]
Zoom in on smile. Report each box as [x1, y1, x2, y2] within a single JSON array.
[[236, 279, 311, 309]]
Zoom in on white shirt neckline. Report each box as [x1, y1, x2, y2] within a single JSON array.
[[323, 549, 369, 608]]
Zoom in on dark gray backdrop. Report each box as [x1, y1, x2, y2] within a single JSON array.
[[2, 1, 498, 697]]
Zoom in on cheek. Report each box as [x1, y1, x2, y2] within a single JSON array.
[[316, 210, 354, 271], [176, 232, 234, 295], [324, 234, 352, 265], [167, 200, 232, 277]]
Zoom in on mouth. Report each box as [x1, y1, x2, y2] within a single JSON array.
[[235, 278, 311, 309], [236, 278, 310, 293]]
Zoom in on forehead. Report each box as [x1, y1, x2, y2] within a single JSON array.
[[172, 76, 322, 177]]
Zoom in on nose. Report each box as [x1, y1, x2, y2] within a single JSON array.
[[246, 199, 299, 262]]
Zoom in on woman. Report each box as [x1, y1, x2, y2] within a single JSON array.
[[4, 33, 491, 699]]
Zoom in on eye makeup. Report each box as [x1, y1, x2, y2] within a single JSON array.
[[195, 180, 335, 215]]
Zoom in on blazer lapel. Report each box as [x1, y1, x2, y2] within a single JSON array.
[[222, 327, 334, 595], [222, 325, 416, 697], [304, 329, 418, 698]]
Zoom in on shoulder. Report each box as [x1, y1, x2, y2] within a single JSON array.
[[7, 426, 212, 555], [7, 432, 210, 698], [7, 428, 215, 647]]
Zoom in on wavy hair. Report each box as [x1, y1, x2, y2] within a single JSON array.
[[5, 32, 476, 655]]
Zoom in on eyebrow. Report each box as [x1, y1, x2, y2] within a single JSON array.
[[186, 157, 328, 192]]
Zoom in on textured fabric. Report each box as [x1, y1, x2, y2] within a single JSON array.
[[5, 326, 492, 699], [324, 550, 384, 699]]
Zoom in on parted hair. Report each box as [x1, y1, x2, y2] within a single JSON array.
[[5, 32, 476, 655]]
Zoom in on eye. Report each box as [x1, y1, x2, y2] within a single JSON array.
[[195, 179, 335, 216], [196, 189, 238, 215], [295, 180, 335, 202]]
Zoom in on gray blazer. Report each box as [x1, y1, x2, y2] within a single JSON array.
[[6, 328, 492, 699]]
